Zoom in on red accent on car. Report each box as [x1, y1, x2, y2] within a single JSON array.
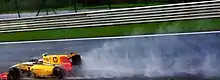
[[62, 62, 73, 72], [60, 56, 71, 63], [0, 72, 8, 80], [60, 56, 73, 72]]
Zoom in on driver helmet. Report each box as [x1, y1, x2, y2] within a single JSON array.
[[29, 57, 39, 63], [42, 53, 48, 57]]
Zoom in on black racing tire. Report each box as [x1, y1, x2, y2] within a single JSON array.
[[7, 67, 21, 80], [52, 67, 65, 79]]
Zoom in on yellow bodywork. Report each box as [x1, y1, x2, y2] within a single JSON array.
[[14, 63, 33, 71], [30, 64, 55, 77], [31, 54, 69, 77], [43, 54, 69, 65]]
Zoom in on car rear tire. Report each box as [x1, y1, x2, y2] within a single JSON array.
[[7, 67, 21, 80], [52, 67, 65, 79]]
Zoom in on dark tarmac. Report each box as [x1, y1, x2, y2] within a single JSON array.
[[1, 31, 220, 80]]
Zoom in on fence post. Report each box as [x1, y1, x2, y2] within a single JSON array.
[[14, 0, 21, 18], [45, 5, 48, 15], [5, 0, 9, 11], [144, 0, 148, 6], [73, 0, 77, 13], [108, 0, 111, 9], [36, 0, 44, 16]]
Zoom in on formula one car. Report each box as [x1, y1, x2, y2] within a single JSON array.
[[1, 53, 83, 80]]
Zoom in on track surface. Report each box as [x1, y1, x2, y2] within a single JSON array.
[[1, 31, 220, 80]]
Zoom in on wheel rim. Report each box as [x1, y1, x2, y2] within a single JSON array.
[[53, 68, 63, 79]]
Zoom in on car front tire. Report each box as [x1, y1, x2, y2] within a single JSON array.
[[7, 67, 21, 80], [52, 67, 65, 79]]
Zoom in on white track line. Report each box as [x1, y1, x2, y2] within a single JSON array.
[[0, 30, 220, 45]]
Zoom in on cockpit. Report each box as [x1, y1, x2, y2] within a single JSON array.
[[29, 56, 43, 64]]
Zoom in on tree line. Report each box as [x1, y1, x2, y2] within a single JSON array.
[[0, 0, 210, 13]]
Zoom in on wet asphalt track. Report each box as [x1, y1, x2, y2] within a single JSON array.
[[1, 31, 220, 80]]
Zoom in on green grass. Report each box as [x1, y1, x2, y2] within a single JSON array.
[[0, 18, 220, 42]]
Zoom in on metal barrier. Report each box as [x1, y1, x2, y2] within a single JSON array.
[[0, 0, 220, 33]]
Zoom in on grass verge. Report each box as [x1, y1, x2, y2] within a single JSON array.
[[0, 18, 220, 42]]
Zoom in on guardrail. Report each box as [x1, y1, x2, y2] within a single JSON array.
[[0, 0, 220, 33]]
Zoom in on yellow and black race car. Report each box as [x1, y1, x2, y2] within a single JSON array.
[[5, 53, 82, 80]]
